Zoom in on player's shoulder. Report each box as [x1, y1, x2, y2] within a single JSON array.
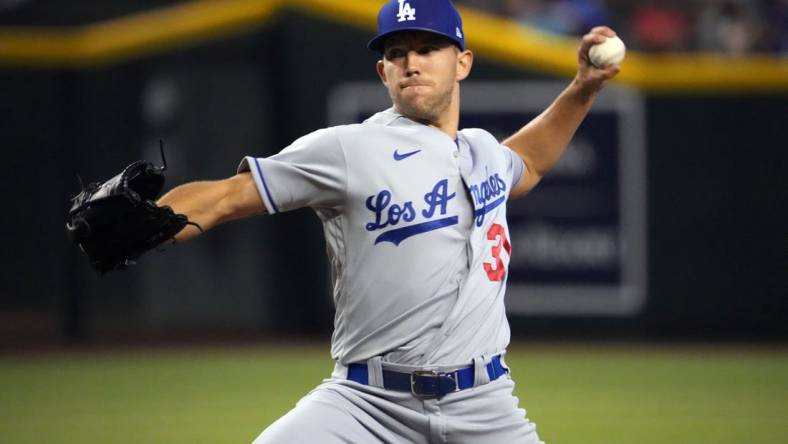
[[459, 127, 501, 148], [362, 107, 403, 127], [328, 122, 384, 146], [293, 109, 402, 144], [331, 114, 409, 139], [352, 107, 430, 133], [292, 126, 339, 144]]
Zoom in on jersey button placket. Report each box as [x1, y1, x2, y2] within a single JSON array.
[[455, 137, 475, 268], [450, 147, 460, 172]]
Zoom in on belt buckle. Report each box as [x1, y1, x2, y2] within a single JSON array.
[[410, 369, 460, 399]]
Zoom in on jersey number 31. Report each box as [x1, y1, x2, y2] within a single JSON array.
[[484, 223, 511, 281]]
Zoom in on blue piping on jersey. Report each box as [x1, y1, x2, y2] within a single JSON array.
[[253, 159, 279, 214], [473, 196, 505, 226], [374, 216, 459, 246]]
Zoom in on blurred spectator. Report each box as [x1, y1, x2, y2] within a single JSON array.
[[776, 0, 788, 51], [0, 0, 29, 12], [456, 0, 786, 54], [499, 0, 611, 36], [629, 2, 692, 51], [459, 0, 506, 13], [696, 0, 763, 54]]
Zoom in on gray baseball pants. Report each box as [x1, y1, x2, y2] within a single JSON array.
[[252, 374, 544, 443]]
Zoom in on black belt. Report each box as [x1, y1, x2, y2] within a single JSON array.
[[347, 355, 507, 399]]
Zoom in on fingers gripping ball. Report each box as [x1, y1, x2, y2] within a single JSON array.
[[588, 35, 626, 68]]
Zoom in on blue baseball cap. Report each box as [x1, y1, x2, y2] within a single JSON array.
[[368, 0, 465, 51]]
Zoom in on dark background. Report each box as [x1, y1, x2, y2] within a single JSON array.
[[1, 2, 785, 348]]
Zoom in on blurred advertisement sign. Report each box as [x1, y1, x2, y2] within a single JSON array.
[[329, 82, 647, 316]]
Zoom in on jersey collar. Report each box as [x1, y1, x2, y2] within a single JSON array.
[[364, 107, 411, 127], [367, 108, 461, 147]]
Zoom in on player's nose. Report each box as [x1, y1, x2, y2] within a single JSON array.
[[404, 50, 421, 76]]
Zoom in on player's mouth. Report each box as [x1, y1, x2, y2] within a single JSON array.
[[400, 81, 431, 90]]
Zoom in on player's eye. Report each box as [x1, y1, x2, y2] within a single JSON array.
[[385, 48, 405, 60], [417, 45, 438, 55]]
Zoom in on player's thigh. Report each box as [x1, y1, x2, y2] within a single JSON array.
[[442, 376, 545, 444], [252, 385, 407, 444], [252, 388, 369, 444]]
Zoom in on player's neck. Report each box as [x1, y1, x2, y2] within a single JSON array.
[[416, 90, 461, 139], [429, 107, 459, 140]]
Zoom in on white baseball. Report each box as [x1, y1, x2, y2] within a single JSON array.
[[588, 35, 626, 68]]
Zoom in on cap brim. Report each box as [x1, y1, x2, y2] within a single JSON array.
[[367, 28, 464, 51]]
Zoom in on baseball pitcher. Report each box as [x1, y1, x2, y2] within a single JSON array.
[[67, 1, 621, 442]]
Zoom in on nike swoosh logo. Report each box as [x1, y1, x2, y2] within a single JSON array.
[[393, 149, 421, 161]]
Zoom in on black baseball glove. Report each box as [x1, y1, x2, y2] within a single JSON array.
[[66, 143, 200, 274]]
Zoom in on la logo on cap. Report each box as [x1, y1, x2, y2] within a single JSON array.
[[397, 0, 416, 22]]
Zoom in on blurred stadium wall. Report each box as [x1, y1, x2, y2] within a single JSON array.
[[0, 0, 785, 347]]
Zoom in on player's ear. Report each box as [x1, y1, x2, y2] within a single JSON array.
[[456, 49, 473, 82], [376, 59, 388, 85]]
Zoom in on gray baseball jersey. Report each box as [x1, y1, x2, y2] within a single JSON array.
[[241, 107, 546, 444], [238, 107, 524, 369]]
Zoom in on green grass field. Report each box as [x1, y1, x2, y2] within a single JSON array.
[[1, 342, 786, 443]]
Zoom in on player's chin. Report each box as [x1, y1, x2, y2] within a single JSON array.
[[397, 94, 431, 112], [397, 101, 433, 121]]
